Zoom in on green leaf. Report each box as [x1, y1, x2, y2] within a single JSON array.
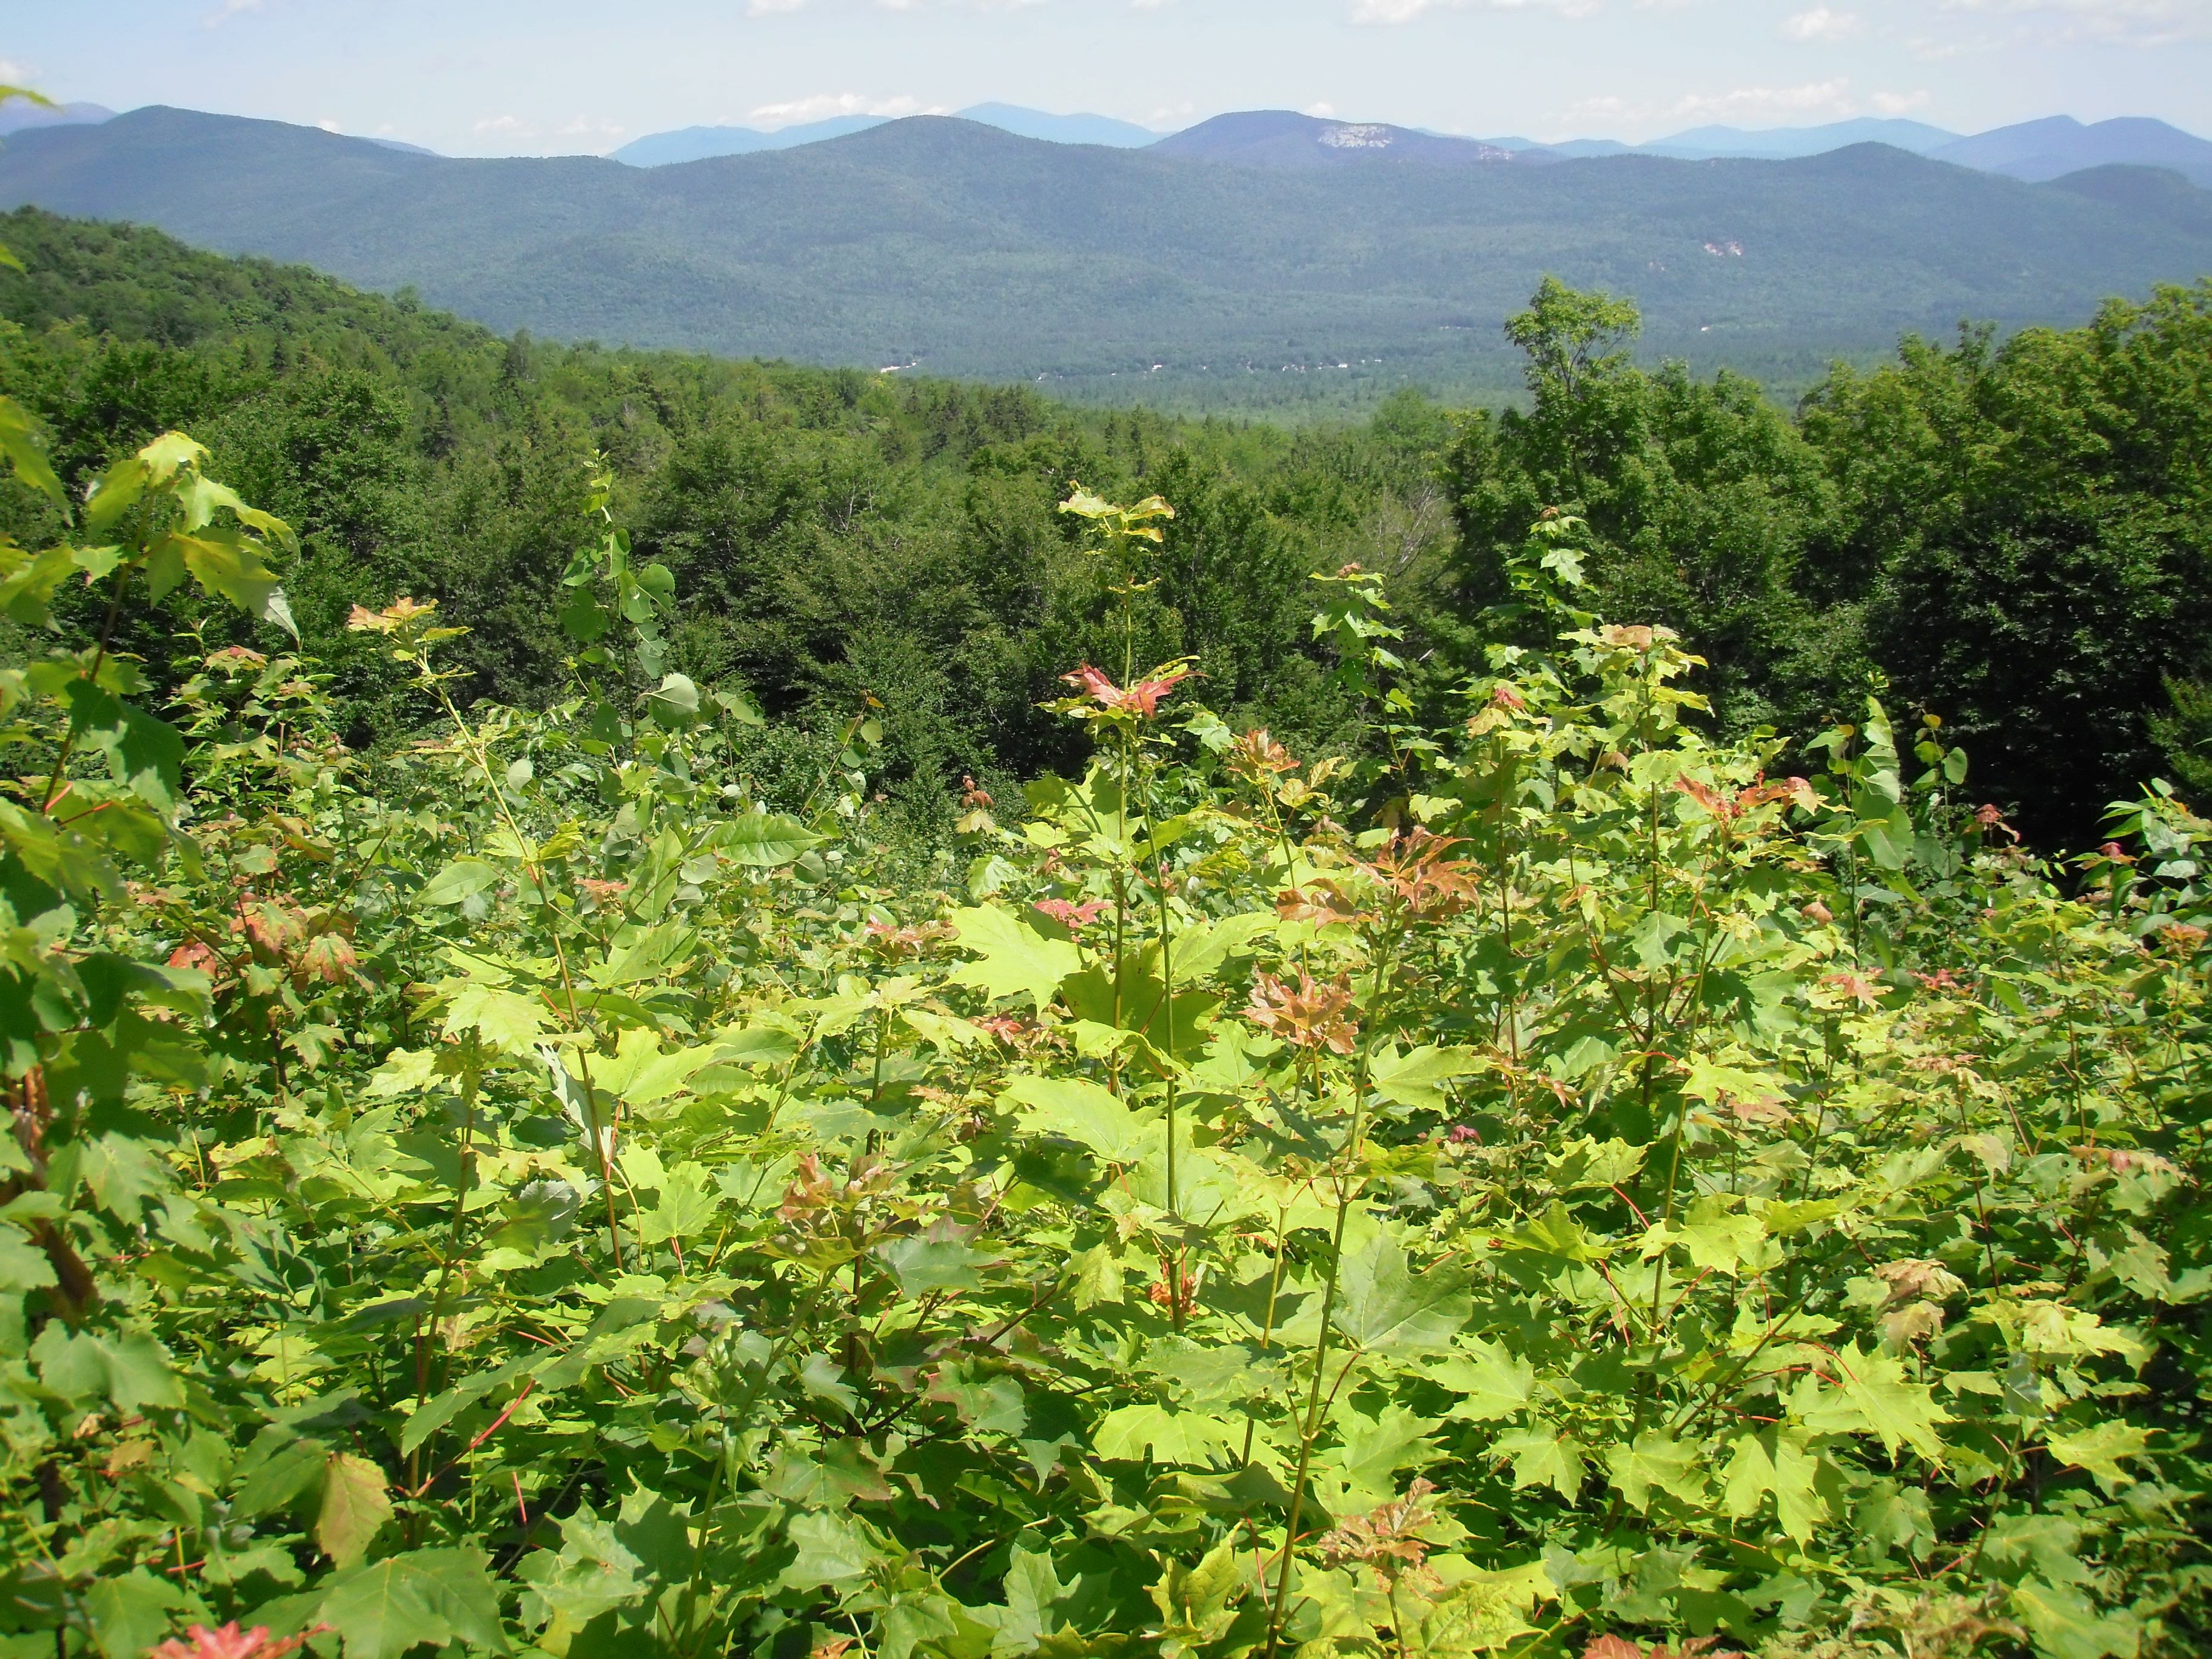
[[306, 1546, 511, 1659], [401, 1362, 529, 1458], [640, 1162, 720, 1242], [417, 857, 501, 907], [1167, 911, 1276, 984], [1418, 1562, 1552, 1655], [0, 397, 65, 509], [82, 1567, 186, 1659], [0, 1228, 56, 1292], [949, 903, 1082, 1008], [166, 526, 297, 635], [1794, 1343, 1950, 1463], [29, 1323, 184, 1412], [520, 1506, 646, 1629], [1606, 1430, 1708, 1513], [443, 983, 550, 1055], [1002, 1074, 1150, 1164], [875, 1230, 1002, 1295], [722, 810, 824, 868], [64, 680, 184, 813], [645, 671, 701, 725], [1504, 1202, 1602, 1262], [1367, 1044, 1481, 1113], [137, 431, 209, 484], [1721, 1428, 1828, 1543], [318, 1452, 395, 1569], [1487, 1423, 1586, 1496], [0, 542, 76, 628], [176, 471, 298, 552], [1332, 1230, 1469, 1354], [780, 1510, 882, 1589], [1546, 1136, 1646, 1190], [1093, 1403, 1241, 1466], [2010, 1580, 2139, 1659], [1430, 1340, 1533, 1422], [765, 1438, 896, 1506], [1150, 1538, 1244, 1638], [1071, 1241, 1125, 1307], [2045, 1419, 2154, 1494], [587, 919, 695, 987]]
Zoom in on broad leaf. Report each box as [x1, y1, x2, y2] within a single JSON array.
[[1002, 1073, 1150, 1164], [949, 903, 1082, 1008], [1332, 1230, 1470, 1353], [318, 1452, 394, 1569]]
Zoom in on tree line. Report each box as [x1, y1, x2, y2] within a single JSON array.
[[2, 209, 2207, 845]]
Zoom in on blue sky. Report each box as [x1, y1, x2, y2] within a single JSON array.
[[5, 0, 2208, 156]]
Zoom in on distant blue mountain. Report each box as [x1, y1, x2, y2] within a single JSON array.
[[1464, 120, 1954, 162], [1647, 118, 1958, 159], [0, 101, 115, 139], [958, 104, 1158, 148], [612, 116, 889, 167], [1931, 116, 2212, 188]]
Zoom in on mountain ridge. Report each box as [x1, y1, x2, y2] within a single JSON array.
[[3, 106, 2208, 409], [1931, 116, 2212, 187]]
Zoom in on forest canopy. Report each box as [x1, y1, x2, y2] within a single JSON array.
[[2, 209, 2207, 848]]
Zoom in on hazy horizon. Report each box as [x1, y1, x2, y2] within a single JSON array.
[[5, 0, 2208, 159]]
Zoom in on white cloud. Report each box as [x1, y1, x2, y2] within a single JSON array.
[[317, 119, 340, 133], [747, 92, 938, 127], [475, 114, 533, 135], [1783, 6, 1864, 40], [1304, 101, 1339, 117], [1936, 0, 2212, 45], [203, 0, 265, 26], [1871, 89, 1934, 113], [748, 0, 809, 13]]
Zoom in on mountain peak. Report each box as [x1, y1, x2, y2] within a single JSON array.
[[1150, 110, 1540, 167]]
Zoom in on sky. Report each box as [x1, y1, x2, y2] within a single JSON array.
[[4, 0, 2208, 157]]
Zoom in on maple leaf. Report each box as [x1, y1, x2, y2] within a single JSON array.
[[1229, 727, 1299, 779], [345, 595, 439, 634], [1364, 828, 1480, 920], [1316, 1478, 1439, 1587], [1798, 1343, 1951, 1463], [1245, 971, 1359, 1054], [150, 1624, 327, 1659], [1033, 898, 1110, 928], [1057, 661, 1195, 719]]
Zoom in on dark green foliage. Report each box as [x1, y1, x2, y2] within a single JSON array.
[[0, 210, 1395, 796], [1798, 290, 2212, 843], [1446, 276, 2212, 843]]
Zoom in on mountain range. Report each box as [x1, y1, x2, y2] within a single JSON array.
[[11, 96, 2211, 185], [1, 104, 2208, 410], [1147, 111, 2212, 186]]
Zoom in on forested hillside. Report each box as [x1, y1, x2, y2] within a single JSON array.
[[6, 107, 2212, 411], [1, 210, 2205, 845], [1, 196, 2208, 1659]]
